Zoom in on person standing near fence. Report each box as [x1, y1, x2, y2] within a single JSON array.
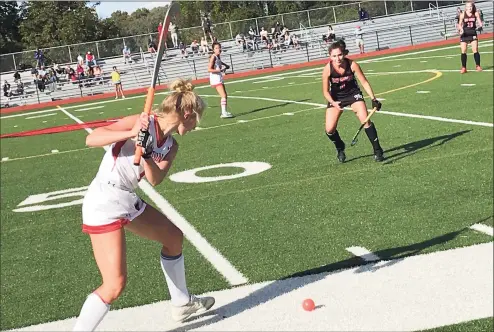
[[355, 26, 364, 54], [169, 22, 179, 48]]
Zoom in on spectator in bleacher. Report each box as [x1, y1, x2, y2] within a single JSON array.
[[148, 39, 157, 53], [260, 27, 268, 45], [93, 65, 103, 84], [200, 37, 209, 55], [248, 26, 256, 38], [169, 22, 179, 48], [76, 63, 85, 79], [273, 22, 282, 39], [292, 34, 300, 50], [122, 45, 131, 64], [30, 67, 38, 83], [179, 41, 188, 58], [3, 80, 11, 98], [355, 26, 364, 54], [37, 66, 47, 80], [358, 7, 369, 21], [16, 80, 24, 96], [47, 71, 57, 93], [68, 68, 78, 83], [190, 40, 199, 55], [111, 66, 125, 99], [34, 48, 44, 68], [37, 76, 46, 92], [157, 22, 163, 42], [202, 14, 214, 43], [13, 71, 21, 82], [77, 54, 84, 66], [325, 25, 336, 44], [86, 51, 96, 67]]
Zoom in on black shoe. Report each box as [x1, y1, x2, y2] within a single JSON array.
[[374, 150, 385, 162], [336, 142, 346, 163]]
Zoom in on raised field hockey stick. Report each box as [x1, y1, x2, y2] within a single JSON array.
[[350, 107, 378, 147], [134, 1, 180, 166]]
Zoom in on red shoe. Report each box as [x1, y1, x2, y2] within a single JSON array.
[[476, 65, 482, 72], [460, 67, 467, 74]]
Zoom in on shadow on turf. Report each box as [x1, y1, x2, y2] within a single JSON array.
[[167, 228, 469, 331], [233, 99, 311, 117], [344, 130, 472, 164]]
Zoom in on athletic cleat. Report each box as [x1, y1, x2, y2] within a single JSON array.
[[220, 112, 234, 118], [476, 65, 482, 72], [171, 295, 215, 322], [460, 67, 467, 74], [336, 142, 346, 163], [374, 150, 385, 162]]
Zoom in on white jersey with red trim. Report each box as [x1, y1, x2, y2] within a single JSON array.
[[94, 114, 173, 191], [209, 54, 223, 86]]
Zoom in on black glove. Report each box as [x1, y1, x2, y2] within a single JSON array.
[[372, 98, 382, 111], [136, 129, 154, 159]]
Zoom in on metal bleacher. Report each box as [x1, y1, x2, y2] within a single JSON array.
[[2, 1, 492, 109]]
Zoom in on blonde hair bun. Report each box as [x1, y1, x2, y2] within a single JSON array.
[[170, 79, 194, 93]]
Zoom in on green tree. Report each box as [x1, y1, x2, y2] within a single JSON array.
[[0, 1, 23, 53]]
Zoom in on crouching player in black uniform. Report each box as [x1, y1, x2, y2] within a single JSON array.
[[458, 1, 483, 73], [322, 41, 384, 162]]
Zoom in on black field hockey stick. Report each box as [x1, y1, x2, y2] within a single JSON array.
[[350, 107, 378, 146]]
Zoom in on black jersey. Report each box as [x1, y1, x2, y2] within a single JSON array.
[[328, 59, 361, 100], [462, 13, 477, 36]]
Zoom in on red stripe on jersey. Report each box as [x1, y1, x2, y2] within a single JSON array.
[[82, 218, 130, 234]]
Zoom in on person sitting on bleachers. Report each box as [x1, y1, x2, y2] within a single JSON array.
[[77, 54, 84, 66], [37, 66, 47, 80], [76, 63, 85, 79], [122, 45, 131, 64], [148, 39, 157, 53], [200, 37, 209, 54], [68, 68, 78, 84], [16, 80, 24, 96], [179, 41, 188, 58], [260, 27, 268, 45], [292, 34, 300, 50], [13, 71, 21, 83], [93, 65, 103, 84], [248, 26, 256, 38], [324, 25, 336, 44], [86, 52, 96, 67], [190, 40, 199, 55]]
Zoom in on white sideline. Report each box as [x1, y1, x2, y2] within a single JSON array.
[[24, 113, 57, 120], [199, 95, 494, 128], [346, 246, 381, 262], [470, 223, 494, 236], [13, 242, 494, 331], [56, 106, 248, 286]]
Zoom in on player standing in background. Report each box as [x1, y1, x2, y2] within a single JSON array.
[[208, 42, 233, 118], [458, 1, 483, 73], [322, 41, 384, 163], [73, 79, 215, 332]]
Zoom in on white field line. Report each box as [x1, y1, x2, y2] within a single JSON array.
[[0, 147, 95, 163], [73, 105, 105, 112], [366, 40, 493, 63], [470, 223, 494, 236], [363, 51, 494, 64], [25, 113, 57, 120], [14, 242, 494, 332], [55, 106, 248, 286], [200, 94, 494, 128], [2, 108, 59, 119], [346, 246, 381, 262]]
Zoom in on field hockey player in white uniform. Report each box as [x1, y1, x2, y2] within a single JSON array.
[[208, 42, 234, 118], [73, 79, 214, 331]]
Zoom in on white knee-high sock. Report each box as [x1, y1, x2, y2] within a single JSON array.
[[220, 98, 227, 114], [73, 292, 110, 331], [160, 253, 190, 307]]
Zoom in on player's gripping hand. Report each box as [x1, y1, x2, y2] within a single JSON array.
[[137, 129, 154, 159], [372, 98, 382, 111], [330, 101, 342, 111]]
